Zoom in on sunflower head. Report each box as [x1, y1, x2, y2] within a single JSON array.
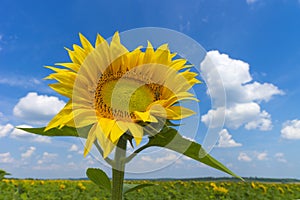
[[45, 32, 201, 158]]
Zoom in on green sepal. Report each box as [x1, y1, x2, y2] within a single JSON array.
[[86, 168, 111, 191], [123, 183, 155, 194], [142, 127, 243, 181]]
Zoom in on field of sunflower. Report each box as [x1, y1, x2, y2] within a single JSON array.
[[1, 179, 299, 200]]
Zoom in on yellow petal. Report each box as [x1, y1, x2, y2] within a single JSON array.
[[170, 59, 190, 70], [94, 123, 116, 158], [55, 62, 80, 72], [65, 48, 82, 65], [110, 121, 127, 143], [166, 106, 196, 120], [48, 83, 73, 98], [164, 92, 199, 107], [45, 101, 73, 131], [110, 32, 128, 59], [84, 123, 97, 157], [79, 33, 94, 53], [143, 41, 154, 63], [73, 109, 97, 127], [127, 123, 143, 146], [134, 111, 158, 122], [99, 118, 115, 138], [95, 33, 106, 47]]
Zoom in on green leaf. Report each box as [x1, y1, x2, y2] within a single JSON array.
[[18, 125, 92, 138], [123, 183, 155, 194], [0, 169, 10, 180], [86, 168, 111, 191], [143, 127, 243, 180]]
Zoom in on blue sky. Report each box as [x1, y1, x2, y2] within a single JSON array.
[[1, 0, 300, 179]]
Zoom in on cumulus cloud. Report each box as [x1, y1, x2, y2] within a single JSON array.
[[10, 125, 51, 143], [0, 123, 14, 138], [238, 151, 269, 162], [201, 51, 283, 131], [281, 119, 300, 139], [256, 152, 268, 161], [0, 152, 14, 163], [13, 92, 65, 125], [21, 146, 36, 159], [217, 129, 242, 148], [69, 144, 79, 152], [238, 152, 252, 162]]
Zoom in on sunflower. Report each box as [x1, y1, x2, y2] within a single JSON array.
[[45, 32, 200, 158]]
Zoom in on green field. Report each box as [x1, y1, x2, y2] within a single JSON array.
[[1, 179, 300, 200]]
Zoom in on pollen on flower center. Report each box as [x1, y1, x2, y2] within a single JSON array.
[[94, 76, 155, 120]]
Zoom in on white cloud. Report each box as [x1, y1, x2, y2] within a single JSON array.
[[13, 92, 65, 125], [217, 129, 242, 148], [69, 144, 79, 152], [238, 152, 252, 162], [10, 125, 51, 143], [0, 123, 14, 138], [256, 152, 268, 160], [0, 34, 3, 51], [281, 119, 300, 139], [201, 51, 283, 131], [246, 0, 258, 4], [275, 153, 287, 163], [21, 146, 36, 159], [182, 135, 196, 142], [37, 152, 58, 164], [0, 75, 42, 88], [141, 153, 178, 164], [0, 152, 14, 163]]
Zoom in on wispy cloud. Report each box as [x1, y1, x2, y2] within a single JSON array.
[[246, 0, 258, 5], [0, 34, 3, 51], [0, 152, 15, 164], [37, 152, 58, 165], [0, 75, 42, 88], [0, 123, 14, 138], [21, 146, 36, 159], [274, 153, 287, 163]]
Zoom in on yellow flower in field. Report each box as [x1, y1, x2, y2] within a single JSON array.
[[251, 182, 256, 189], [60, 184, 66, 190], [2, 179, 9, 184], [77, 182, 86, 191], [45, 32, 200, 157], [258, 184, 267, 193], [213, 186, 229, 194], [210, 182, 217, 188], [277, 186, 284, 194], [210, 182, 228, 194]]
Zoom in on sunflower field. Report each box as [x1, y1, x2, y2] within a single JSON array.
[[1, 179, 300, 200]]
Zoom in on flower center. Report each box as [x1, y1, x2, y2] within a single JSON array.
[[94, 77, 155, 120]]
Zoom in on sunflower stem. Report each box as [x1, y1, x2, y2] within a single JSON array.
[[111, 136, 127, 200]]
